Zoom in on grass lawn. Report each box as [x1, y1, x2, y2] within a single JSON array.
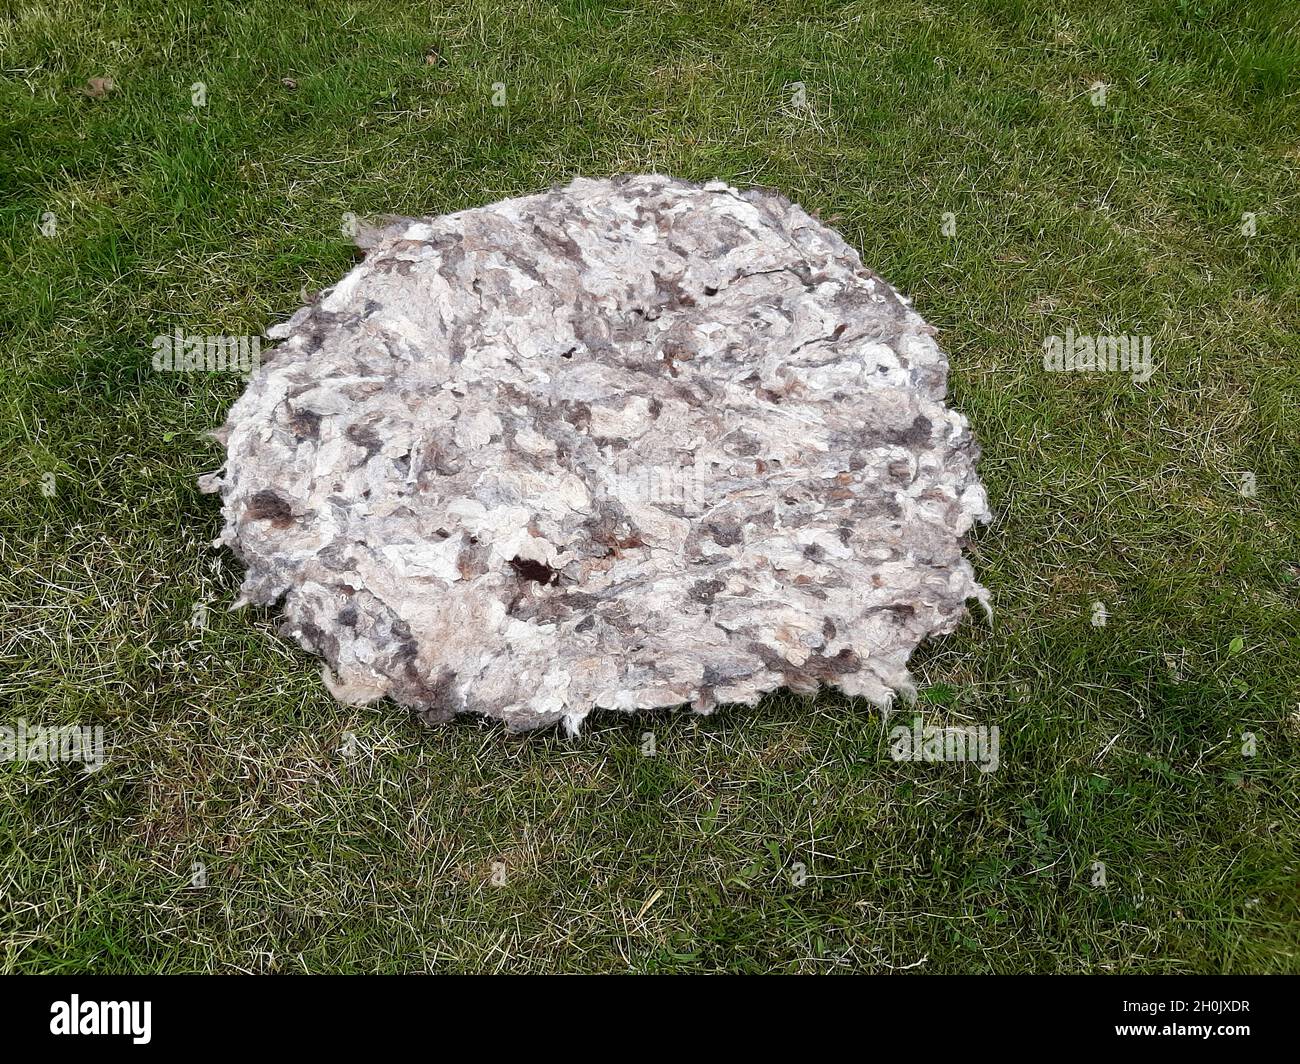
[[1, 0, 1297, 973]]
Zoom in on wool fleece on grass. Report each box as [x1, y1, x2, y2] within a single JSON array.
[[201, 175, 991, 732]]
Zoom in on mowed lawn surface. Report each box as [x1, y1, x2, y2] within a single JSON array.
[[1, 0, 1297, 973]]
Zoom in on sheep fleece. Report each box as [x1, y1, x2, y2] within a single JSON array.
[[200, 175, 991, 733]]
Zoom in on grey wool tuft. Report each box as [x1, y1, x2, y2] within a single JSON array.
[[200, 175, 991, 733]]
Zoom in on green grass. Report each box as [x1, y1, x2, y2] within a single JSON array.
[[1, 0, 1297, 973]]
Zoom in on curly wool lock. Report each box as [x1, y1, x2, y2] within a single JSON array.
[[201, 175, 991, 733]]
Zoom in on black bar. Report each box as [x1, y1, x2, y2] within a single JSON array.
[[4, 975, 1289, 1050]]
